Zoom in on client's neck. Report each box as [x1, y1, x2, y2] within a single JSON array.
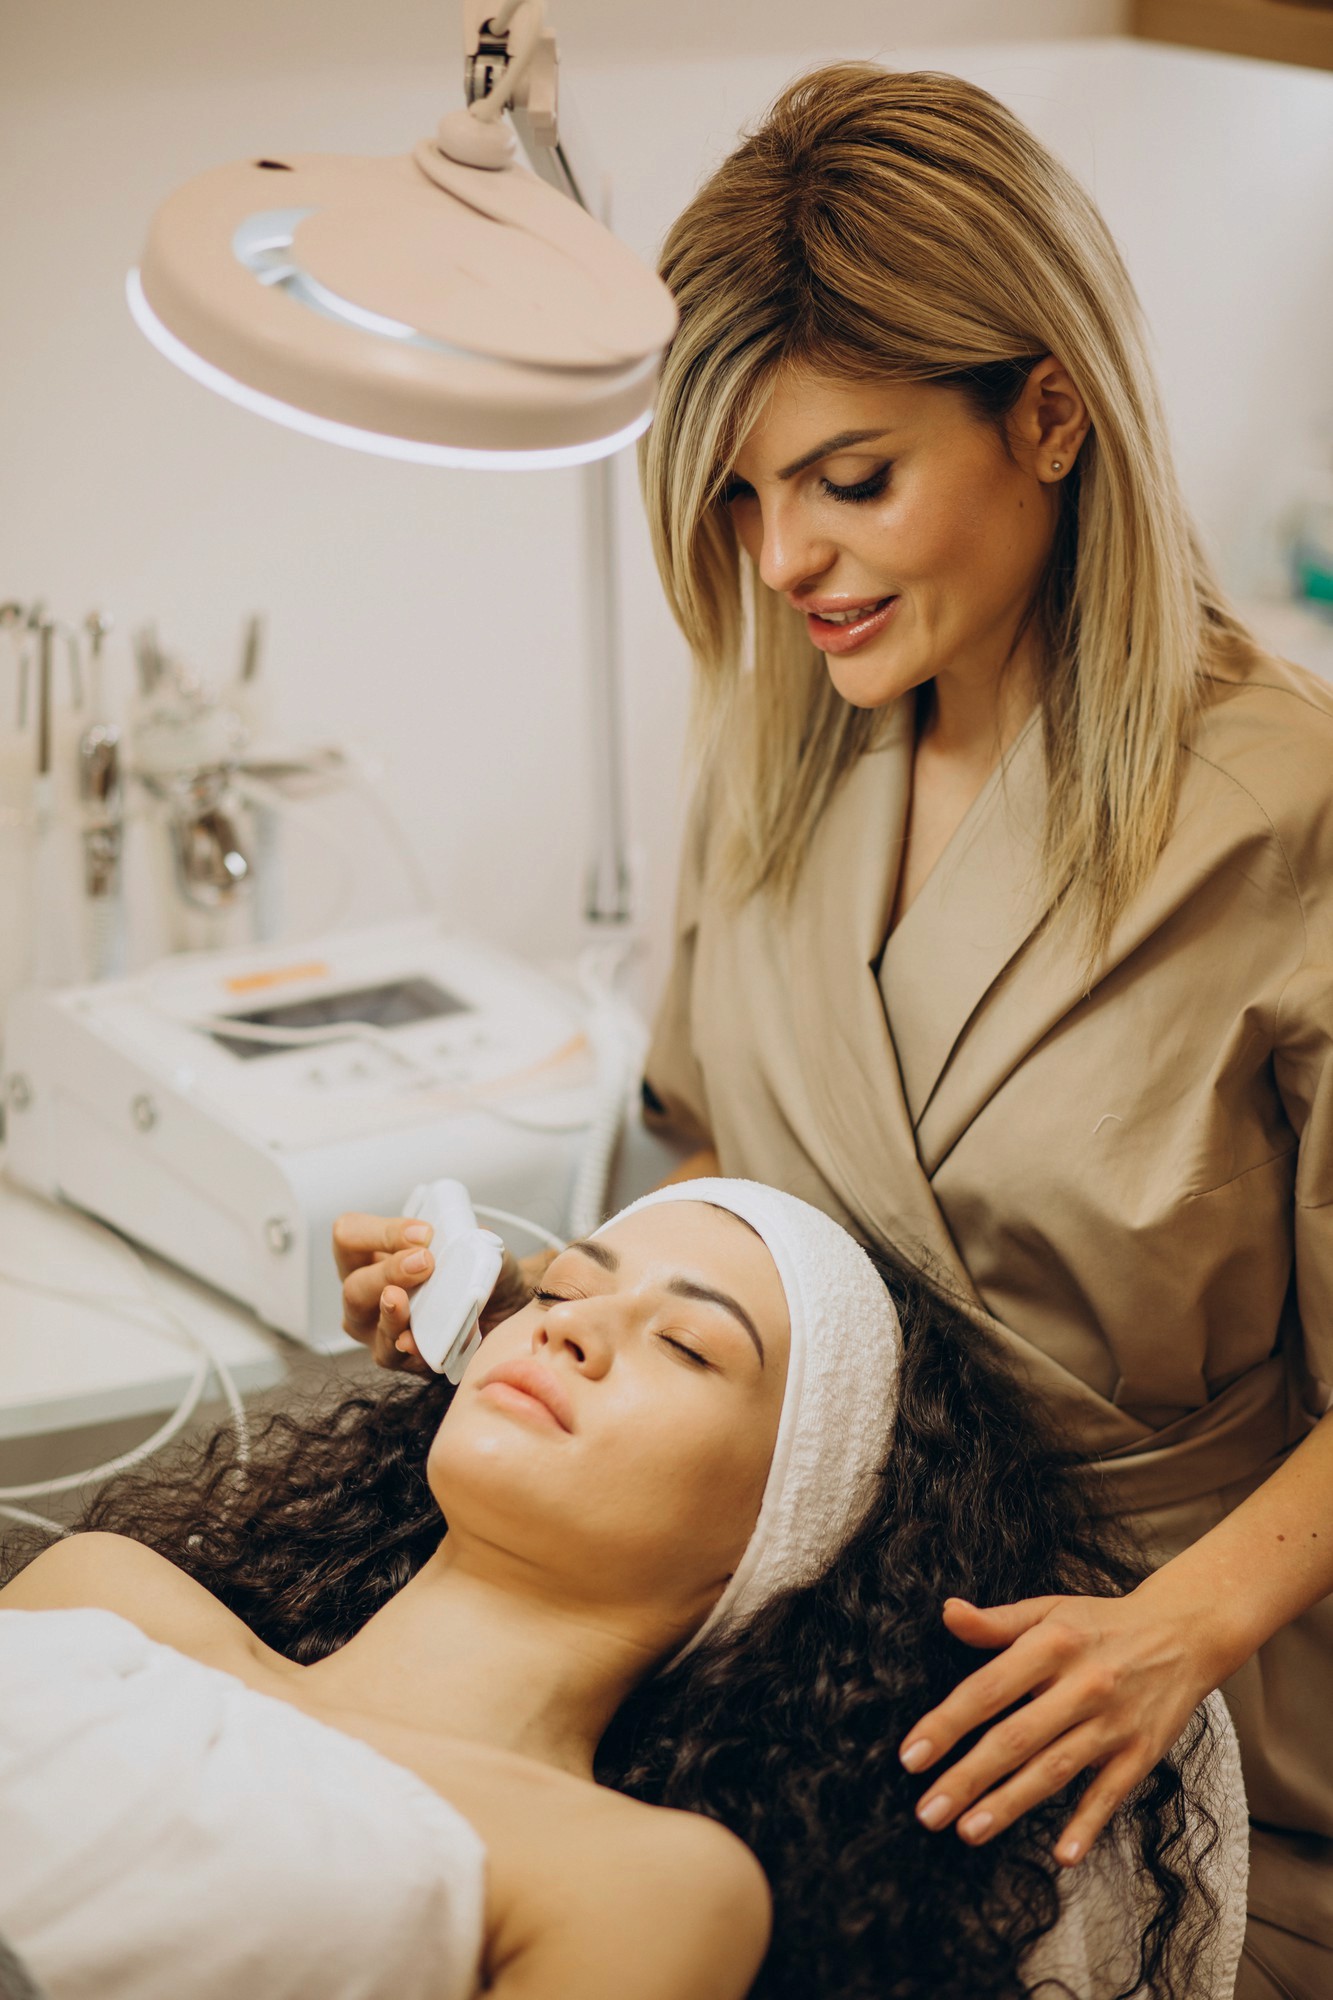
[[301, 1539, 670, 1780]]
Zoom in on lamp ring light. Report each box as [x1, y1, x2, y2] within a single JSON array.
[[128, 1, 678, 467]]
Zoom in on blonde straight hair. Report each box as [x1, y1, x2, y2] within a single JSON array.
[[640, 64, 1250, 958]]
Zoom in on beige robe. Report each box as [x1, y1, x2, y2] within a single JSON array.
[[645, 648, 1333, 1950]]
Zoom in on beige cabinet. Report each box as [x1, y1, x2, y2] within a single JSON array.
[[1134, 0, 1333, 72]]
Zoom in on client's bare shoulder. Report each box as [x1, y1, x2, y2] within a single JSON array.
[[482, 1769, 771, 2000], [0, 1531, 267, 1673]]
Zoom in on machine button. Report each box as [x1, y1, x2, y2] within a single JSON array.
[[265, 1216, 295, 1255], [131, 1093, 159, 1132], [4, 1073, 32, 1113]]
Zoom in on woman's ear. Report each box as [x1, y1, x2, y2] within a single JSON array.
[[1011, 355, 1089, 483]]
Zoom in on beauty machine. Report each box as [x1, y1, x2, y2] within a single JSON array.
[[3, 919, 638, 1352]]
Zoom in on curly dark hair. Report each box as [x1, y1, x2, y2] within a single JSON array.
[[2, 1254, 1218, 1999]]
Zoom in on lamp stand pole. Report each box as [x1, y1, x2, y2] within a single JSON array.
[[581, 445, 634, 928], [469, 9, 638, 933]]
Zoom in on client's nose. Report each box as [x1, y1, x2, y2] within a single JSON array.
[[533, 1298, 613, 1378]]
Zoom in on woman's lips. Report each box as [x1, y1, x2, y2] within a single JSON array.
[[476, 1358, 574, 1433], [804, 595, 900, 655]]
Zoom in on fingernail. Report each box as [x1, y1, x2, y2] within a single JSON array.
[[404, 1223, 431, 1244], [958, 1810, 993, 1843], [403, 1250, 429, 1273], [900, 1740, 933, 1772], [917, 1794, 952, 1830], [395, 1333, 411, 1352], [1058, 1838, 1082, 1866]]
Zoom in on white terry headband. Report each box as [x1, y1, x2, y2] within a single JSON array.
[[600, 1178, 903, 1660]]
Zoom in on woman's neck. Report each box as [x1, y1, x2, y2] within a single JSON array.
[[922, 625, 1040, 766], [297, 1540, 667, 1781]]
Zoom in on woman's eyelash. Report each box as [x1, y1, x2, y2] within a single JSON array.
[[530, 1296, 713, 1370], [719, 467, 891, 507], [661, 1334, 713, 1370], [821, 465, 891, 504]]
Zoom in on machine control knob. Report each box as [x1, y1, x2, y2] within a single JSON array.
[[5, 1073, 32, 1113], [131, 1093, 159, 1132], [265, 1216, 294, 1255]]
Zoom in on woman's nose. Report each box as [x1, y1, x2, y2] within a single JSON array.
[[754, 500, 835, 598], [533, 1298, 613, 1378]]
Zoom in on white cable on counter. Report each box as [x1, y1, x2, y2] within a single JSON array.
[[0, 1216, 250, 1509]]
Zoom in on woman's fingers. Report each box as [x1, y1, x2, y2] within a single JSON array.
[[331, 1211, 432, 1284], [370, 1287, 431, 1376], [943, 1595, 1061, 1648], [899, 1612, 1073, 1773], [952, 1723, 1115, 1848], [911, 1680, 1104, 1830], [340, 1242, 435, 1349], [1055, 1748, 1147, 1866]]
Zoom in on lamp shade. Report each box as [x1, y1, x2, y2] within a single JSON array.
[[130, 141, 678, 467]]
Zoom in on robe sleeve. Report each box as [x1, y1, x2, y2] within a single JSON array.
[[1274, 874, 1333, 1402], [642, 783, 713, 1148]]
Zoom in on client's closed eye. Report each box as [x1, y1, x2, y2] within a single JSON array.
[[660, 1334, 714, 1370]]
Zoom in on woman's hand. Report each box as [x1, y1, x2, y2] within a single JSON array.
[[332, 1211, 556, 1375], [897, 1582, 1221, 1867]]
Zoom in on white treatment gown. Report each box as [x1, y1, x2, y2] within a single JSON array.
[[0, 1607, 486, 2000]]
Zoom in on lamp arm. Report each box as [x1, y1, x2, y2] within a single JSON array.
[[458, 2, 634, 929], [461, 1, 596, 211], [467, 0, 547, 127]]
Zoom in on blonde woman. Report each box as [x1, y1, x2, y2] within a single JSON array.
[[627, 62, 1333, 2000]]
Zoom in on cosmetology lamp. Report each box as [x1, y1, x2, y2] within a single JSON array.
[[129, 1, 677, 923], [127, 1, 677, 469]]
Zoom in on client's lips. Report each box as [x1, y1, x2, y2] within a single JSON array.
[[476, 1358, 575, 1433]]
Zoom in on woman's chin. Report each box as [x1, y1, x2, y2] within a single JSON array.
[[810, 605, 923, 708], [823, 644, 924, 710]]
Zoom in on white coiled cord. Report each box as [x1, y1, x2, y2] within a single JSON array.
[[0, 1196, 573, 1544], [0, 1218, 250, 1540]]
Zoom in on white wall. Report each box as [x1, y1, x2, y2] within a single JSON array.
[[1, 0, 1129, 78], [2, 6, 1331, 1003]]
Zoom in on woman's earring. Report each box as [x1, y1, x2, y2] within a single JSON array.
[[1051, 459, 1064, 474]]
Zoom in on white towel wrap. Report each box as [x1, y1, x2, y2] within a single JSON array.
[[601, 1176, 902, 1657]]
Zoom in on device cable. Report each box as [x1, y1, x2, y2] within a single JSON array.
[[0, 1217, 250, 1519]]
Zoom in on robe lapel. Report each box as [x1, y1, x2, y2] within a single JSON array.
[[784, 700, 980, 1299], [879, 714, 1049, 1130], [912, 742, 1257, 1177]]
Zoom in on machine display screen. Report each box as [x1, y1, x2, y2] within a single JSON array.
[[211, 976, 470, 1059]]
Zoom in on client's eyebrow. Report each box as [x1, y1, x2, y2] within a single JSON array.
[[667, 1280, 765, 1366], [567, 1239, 618, 1271], [565, 1243, 765, 1365]]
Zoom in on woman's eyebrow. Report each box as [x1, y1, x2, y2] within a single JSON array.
[[666, 1279, 766, 1366], [777, 427, 893, 480], [565, 1243, 766, 1364], [567, 1240, 618, 1271]]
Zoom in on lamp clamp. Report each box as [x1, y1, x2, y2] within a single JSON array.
[[465, 17, 519, 109], [458, 1, 562, 163]]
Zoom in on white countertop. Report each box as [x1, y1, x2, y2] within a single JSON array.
[[0, 1167, 291, 1440]]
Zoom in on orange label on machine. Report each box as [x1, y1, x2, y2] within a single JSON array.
[[223, 961, 333, 996]]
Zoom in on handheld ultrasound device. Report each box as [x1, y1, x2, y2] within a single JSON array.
[[402, 1178, 506, 1381]]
